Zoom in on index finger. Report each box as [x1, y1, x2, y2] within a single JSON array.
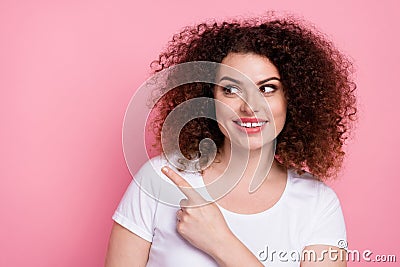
[[161, 166, 205, 204]]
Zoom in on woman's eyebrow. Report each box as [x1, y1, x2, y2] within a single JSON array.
[[218, 76, 242, 85], [218, 76, 281, 85], [256, 77, 281, 85]]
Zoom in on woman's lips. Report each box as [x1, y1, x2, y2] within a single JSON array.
[[232, 119, 268, 134]]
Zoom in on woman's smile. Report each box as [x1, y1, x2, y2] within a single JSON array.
[[232, 118, 268, 134], [214, 52, 287, 151]]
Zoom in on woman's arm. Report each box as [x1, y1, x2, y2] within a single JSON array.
[[105, 222, 151, 267], [300, 245, 347, 267]]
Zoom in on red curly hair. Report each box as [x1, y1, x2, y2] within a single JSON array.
[[149, 15, 357, 180]]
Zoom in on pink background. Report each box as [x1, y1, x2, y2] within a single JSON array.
[[1, 0, 398, 266]]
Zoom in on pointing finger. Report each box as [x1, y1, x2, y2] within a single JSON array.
[[161, 166, 205, 204]]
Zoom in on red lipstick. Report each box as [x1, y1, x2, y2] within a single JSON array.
[[233, 117, 268, 134], [237, 117, 267, 123]]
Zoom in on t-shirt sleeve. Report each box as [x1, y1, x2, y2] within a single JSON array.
[[304, 184, 347, 250], [112, 170, 159, 243]]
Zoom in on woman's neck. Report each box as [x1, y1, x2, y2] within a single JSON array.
[[207, 138, 284, 194]]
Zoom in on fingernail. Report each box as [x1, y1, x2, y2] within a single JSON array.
[[162, 167, 169, 173]]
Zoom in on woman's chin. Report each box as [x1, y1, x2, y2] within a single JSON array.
[[230, 139, 275, 152], [220, 126, 277, 152]]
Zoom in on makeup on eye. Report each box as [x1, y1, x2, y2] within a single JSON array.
[[222, 84, 241, 96], [217, 76, 282, 97], [259, 84, 278, 95], [219, 82, 280, 97]]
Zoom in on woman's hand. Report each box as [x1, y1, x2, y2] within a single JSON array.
[[161, 166, 264, 267], [161, 166, 232, 257]]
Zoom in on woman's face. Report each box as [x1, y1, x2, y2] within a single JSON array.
[[213, 52, 287, 151]]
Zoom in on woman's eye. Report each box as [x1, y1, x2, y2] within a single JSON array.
[[222, 85, 240, 95], [259, 84, 277, 95]]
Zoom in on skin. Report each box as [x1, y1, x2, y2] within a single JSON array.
[[105, 53, 347, 266], [208, 52, 287, 195], [214, 52, 287, 152]]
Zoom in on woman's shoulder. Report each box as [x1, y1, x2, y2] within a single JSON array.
[[135, 154, 166, 175], [133, 154, 201, 207], [135, 154, 191, 178], [287, 168, 340, 202]]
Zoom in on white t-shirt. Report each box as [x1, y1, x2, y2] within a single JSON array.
[[112, 155, 347, 266]]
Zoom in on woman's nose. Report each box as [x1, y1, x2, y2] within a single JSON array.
[[239, 93, 261, 114]]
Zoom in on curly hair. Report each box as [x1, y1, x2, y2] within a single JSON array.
[[149, 14, 357, 180]]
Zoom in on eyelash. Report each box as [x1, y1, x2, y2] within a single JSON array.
[[222, 84, 278, 96], [259, 84, 278, 95], [222, 85, 241, 95]]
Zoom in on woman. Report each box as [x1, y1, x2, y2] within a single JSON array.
[[105, 14, 357, 266]]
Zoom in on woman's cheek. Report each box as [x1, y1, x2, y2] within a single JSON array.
[[214, 103, 230, 137], [269, 98, 287, 135]]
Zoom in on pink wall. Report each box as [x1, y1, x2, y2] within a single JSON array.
[[1, 0, 398, 266]]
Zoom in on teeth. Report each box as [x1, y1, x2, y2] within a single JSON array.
[[236, 121, 266, 128]]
